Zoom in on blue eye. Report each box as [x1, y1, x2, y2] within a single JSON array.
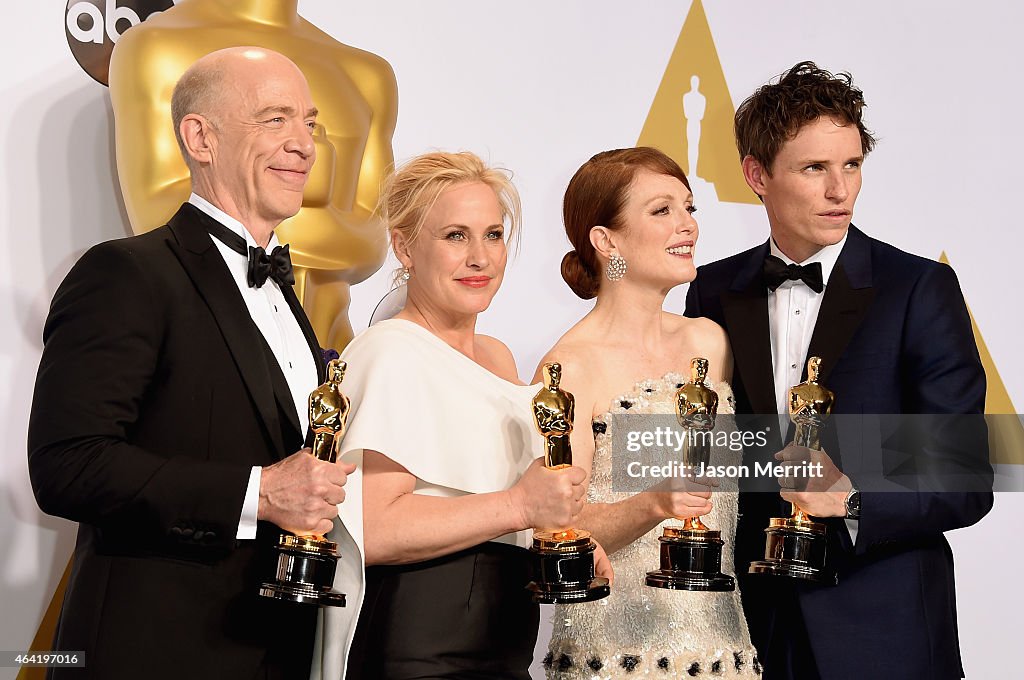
[[486, 230, 504, 240], [445, 231, 466, 241]]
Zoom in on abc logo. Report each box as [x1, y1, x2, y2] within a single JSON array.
[[65, 0, 173, 85]]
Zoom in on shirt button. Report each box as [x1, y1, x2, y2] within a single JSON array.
[[791, 363, 798, 369], [794, 309, 801, 315]]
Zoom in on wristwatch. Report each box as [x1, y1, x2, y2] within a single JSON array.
[[844, 486, 861, 520]]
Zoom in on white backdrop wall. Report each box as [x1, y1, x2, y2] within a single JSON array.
[[1, 2, 1021, 678]]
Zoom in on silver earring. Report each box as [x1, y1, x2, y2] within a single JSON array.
[[605, 254, 627, 281], [399, 267, 411, 283]]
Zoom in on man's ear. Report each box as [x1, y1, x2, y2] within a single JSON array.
[[741, 155, 769, 198], [589, 226, 617, 259], [180, 113, 216, 166]]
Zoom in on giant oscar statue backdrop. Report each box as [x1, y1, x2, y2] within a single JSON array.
[[108, 0, 398, 348]]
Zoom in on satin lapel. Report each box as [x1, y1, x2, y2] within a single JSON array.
[[804, 229, 876, 386], [281, 284, 326, 385], [165, 204, 286, 457], [721, 242, 777, 416], [254, 331, 304, 447], [279, 275, 324, 449]]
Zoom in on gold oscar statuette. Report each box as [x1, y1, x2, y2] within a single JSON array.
[[526, 363, 610, 604], [646, 357, 735, 591], [748, 356, 838, 584], [259, 359, 350, 606]]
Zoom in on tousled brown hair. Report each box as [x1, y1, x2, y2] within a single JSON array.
[[561, 147, 689, 299], [734, 61, 876, 173]]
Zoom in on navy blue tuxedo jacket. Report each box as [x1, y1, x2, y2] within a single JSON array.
[[684, 225, 992, 679]]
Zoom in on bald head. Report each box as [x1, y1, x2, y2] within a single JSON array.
[[171, 46, 318, 239], [170, 47, 309, 168]]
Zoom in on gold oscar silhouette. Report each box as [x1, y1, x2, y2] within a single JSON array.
[[646, 357, 735, 591], [526, 363, 610, 604], [259, 359, 350, 606], [748, 356, 837, 584], [108, 0, 398, 349]]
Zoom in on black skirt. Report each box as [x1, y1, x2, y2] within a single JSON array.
[[347, 541, 539, 679]]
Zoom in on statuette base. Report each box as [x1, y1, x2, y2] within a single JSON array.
[[645, 526, 735, 592], [748, 518, 837, 585], [527, 534, 611, 604], [259, 534, 347, 607]]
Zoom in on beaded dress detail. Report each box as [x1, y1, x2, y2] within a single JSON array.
[[545, 374, 760, 678]]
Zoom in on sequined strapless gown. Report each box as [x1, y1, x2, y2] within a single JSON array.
[[544, 374, 760, 678]]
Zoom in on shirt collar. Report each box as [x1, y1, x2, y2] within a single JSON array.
[[188, 193, 280, 252], [769, 231, 848, 289]]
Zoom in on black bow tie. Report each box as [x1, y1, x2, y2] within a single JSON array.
[[763, 254, 824, 293], [245, 244, 295, 289], [205, 219, 295, 289]]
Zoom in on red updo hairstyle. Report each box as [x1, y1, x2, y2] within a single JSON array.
[[560, 147, 690, 299]]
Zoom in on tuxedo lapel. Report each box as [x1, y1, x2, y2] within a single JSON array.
[[253, 330, 304, 447], [721, 241, 777, 416], [805, 226, 876, 385], [165, 204, 288, 457], [238, 284, 323, 447], [281, 284, 326, 385]]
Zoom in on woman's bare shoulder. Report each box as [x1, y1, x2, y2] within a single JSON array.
[[662, 312, 732, 379], [475, 334, 521, 383], [533, 327, 604, 384], [663, 311, 728, 347]]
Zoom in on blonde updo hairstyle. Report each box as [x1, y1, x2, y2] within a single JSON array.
[[561, 147, 690, 299], [380, 151, 522, 283]]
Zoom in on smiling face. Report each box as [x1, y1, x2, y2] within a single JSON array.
[[598, 169, 698, 291], [188, 50, 317, 235], [396, 181, 508, 320], [744, 116, 863, 262]]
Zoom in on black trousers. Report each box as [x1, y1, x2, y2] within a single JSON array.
[[763, 595, 821, 680], [348, 542, 539, 680]]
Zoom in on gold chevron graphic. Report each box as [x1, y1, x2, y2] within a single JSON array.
[[17, 559, 70, 680], [941, 252, 1024, 464], [637, 0, 758, 204]]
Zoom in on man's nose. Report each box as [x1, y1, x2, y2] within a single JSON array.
[[825, 169, 849, 201], [286, 120, 317, 159]]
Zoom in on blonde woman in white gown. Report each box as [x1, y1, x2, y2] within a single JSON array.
[[314, 151, 612, 680], [538, 148, 761, 678]]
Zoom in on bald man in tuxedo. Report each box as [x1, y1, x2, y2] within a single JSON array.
[[29, 48, 355, 680]]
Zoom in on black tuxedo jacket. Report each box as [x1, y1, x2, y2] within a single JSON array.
[[685, 226, 992, 679], [28, 204, 325, 680]]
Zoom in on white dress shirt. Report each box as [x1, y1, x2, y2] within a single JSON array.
[[188, 194, 320, 539], [768, 235, 846, 415], [766, 234, 858, 541]]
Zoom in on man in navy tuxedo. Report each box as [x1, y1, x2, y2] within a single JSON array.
[[685, 62, 992, 679]]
